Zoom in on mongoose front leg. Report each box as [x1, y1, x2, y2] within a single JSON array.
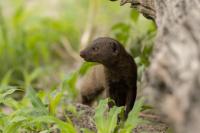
[[105, 87, 116, 108], [125, 88, 137, 119]]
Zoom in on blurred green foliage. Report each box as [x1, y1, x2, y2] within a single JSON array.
[[0, 0, 91, 85], [111, 10, 156, 80]]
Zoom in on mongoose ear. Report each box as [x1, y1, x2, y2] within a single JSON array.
[[111, 42, 119, 56]]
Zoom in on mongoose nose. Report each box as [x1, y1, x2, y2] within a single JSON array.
[[80, 50, 86, 58]]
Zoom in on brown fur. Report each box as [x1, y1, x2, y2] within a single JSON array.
[[80, 37, 137, 119], [77, 65, 106, 106]]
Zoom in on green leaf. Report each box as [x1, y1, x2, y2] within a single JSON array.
[[130, 10, 139, 22], [107, 106, 123, 133], [23, 68, 44, 88], [62, 72, 78, 99], [2, 87, 18, 99], [81, 128, 95, 133], [4, 116, 27, 133], [10, 116, 27, 123], [120, 98, 145, 133], [94, 99, 108, 133], [4, 121, 22, 133], [4, 114, 77, 133], [141, 105, 153, 112], [111, 23, 130, 31], [65, 104, 77, 115], [1, 70, 13, 86], [111, 23, 130, 44], [26, 87, 47, 113], [0, 86, 19, 104], [49, 92, 63, 115], [32, 116, 77, 133], [29, 68, 43, 83], [166, 127, 174, 133], [79, 62, 96, 76], [94, 98, 123, 133]]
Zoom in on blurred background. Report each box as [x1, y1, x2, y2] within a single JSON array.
[[0, 0, 156, 121], [0, 0, 155, 98]]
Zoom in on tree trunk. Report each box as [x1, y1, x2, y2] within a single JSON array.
[[120, 0, 200, 133]]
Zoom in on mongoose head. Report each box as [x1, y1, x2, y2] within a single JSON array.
[[80, 37, 123, 66]]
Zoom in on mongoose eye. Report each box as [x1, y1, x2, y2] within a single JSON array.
[[92, 47, 99, 51]]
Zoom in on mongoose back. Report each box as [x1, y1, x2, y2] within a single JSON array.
[[80, 37, 137, 118], [77, 65, 106, 106]]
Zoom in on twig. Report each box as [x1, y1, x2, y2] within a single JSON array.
[[60, 37, 81, 62], [80, 0, 100, 49]]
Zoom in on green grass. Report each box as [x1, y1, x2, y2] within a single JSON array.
[[0, 86, 146, 133]]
